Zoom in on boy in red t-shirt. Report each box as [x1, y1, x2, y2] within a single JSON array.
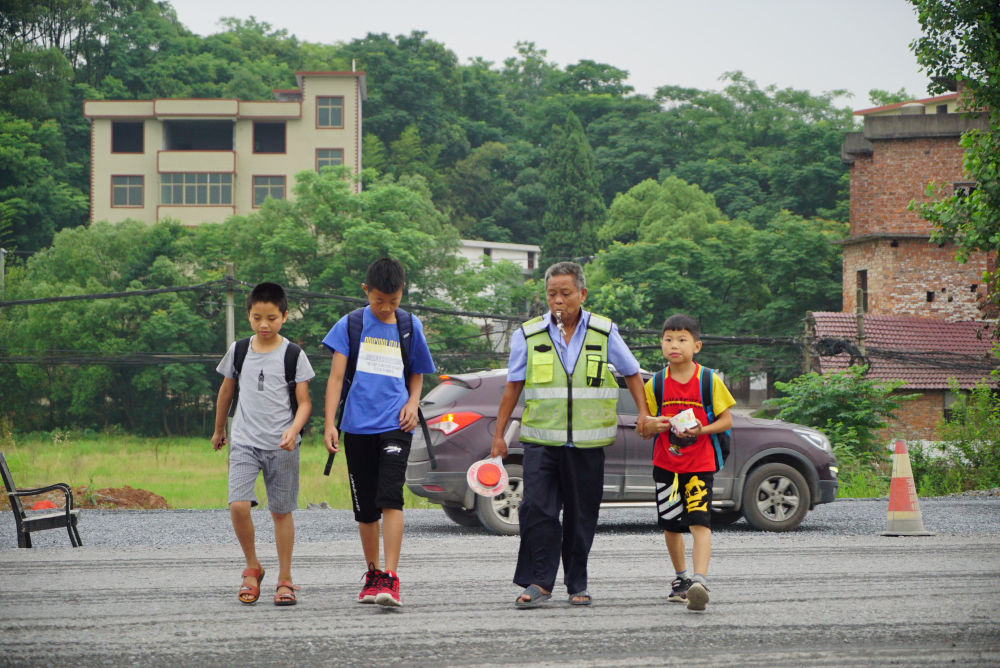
[[639, 314, 735, 611]]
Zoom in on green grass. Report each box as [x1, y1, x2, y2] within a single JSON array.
[[1, 432, 432, 510]]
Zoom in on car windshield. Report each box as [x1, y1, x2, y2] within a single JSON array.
[[421, 379, 474, 407]]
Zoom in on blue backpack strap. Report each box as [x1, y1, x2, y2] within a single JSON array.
[[699, 365, 731, 470], [653, 367, 666, 416], [227, 337, 252, 418]]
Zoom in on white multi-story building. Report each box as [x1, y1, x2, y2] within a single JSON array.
[[83, 71, 366, 225]]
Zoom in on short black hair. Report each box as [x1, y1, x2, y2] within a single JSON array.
[[661, 313, 701, 340], [246, 282, 288, 313], [365, 257, 406, 294]]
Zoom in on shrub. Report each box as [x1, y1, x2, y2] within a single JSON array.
[[913, 379, 1000, 494], [765, 365, 917, 462]]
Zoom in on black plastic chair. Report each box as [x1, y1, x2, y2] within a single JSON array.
[[0, 452, 82, 548]]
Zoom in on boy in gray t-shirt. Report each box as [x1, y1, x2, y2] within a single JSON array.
[[212, 282, 314, 606]]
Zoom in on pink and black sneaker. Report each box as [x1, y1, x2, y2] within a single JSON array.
[[375, 570, 402, 607], [358, 564, 383, 604]]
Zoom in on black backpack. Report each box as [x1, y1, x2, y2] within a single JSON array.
[[652, 364, 732, 471], [324, 307, 434, 474], [228, 337, 302, 424]]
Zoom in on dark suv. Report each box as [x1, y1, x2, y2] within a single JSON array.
[[406, 369, 838, 534]]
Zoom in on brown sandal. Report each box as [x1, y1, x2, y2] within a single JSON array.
[[274, 581, 300, 606], [238, 565, 265, 605]]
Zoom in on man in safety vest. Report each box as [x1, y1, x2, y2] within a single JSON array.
[[491, 261, 650, 608]]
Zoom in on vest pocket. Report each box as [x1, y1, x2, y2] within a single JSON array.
[[530, 353, 554, 384], [586, 354, 604, 387]]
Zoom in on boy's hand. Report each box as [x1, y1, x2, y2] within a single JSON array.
[[278, 427, 297, 451], [323, 424, 340, 454], [679, 419, 704, 439], [211, 431, 226, 451], [398, 400, 419, 432]]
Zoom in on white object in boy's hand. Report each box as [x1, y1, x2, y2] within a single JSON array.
[[669, 408, 699, 434]]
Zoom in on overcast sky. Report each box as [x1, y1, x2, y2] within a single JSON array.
[[166, 0, 933, 110]]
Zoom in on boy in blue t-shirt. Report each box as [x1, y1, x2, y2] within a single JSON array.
[[322, 258, 435, 607]]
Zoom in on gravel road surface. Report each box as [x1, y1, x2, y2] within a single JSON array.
[[2, 497, 998, 666]]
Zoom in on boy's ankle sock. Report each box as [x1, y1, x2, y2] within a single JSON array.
[[675, 569, 689, 580], [692, 573, 707, 586]]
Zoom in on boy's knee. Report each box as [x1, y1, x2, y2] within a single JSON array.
[[230, 500, 253, 514]]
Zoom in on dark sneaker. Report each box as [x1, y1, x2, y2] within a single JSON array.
[[375, 570, 402, 607], [668, 576, 692, 602], [686, 581, 709, 611], [358, 564, 383, 604]]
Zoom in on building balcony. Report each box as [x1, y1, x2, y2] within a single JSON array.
[[157, 205, 235, 225], [157, 151, 235, 173], [153, 99, 239, 118]]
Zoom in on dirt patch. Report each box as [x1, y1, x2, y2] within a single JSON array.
[[1, 485, 170, 510]]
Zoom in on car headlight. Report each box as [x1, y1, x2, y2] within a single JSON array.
[[793, 427, 831, 453]]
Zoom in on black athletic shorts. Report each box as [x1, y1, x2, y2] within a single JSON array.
[[654, 466, 714, 532], [343, 429, 412, 523]]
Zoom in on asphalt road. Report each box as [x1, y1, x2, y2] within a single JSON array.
[[1, 498, 999, 667]]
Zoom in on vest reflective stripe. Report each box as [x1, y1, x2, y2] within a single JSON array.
[[521, 425, 618, 443], [524, 387, 619, 400], [521, 312, 619, 448]]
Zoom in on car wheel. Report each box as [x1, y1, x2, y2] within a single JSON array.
[[475, 463, 523, 536], [441, 504, 482, 528], [710, 510, 743, 527], [742, 463, 810, 532]]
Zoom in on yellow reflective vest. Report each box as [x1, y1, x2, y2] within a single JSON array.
[[520, 313, 619, 448]]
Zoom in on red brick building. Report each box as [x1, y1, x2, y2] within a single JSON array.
[[808, 93, 997, 440]]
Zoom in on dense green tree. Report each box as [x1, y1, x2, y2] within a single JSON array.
[[588, 177, 843, 381], [910, 0, 1000, 319], [0, 112, 88, 251], [540, 112, 604, 261]]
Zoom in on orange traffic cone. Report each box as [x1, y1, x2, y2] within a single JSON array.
[[882, 440, 935, 537]]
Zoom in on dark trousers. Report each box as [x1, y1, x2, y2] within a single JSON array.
[[514, 444, 605, 595]]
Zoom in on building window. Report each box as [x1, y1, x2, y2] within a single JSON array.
[[253, 176, 286, 207], [936, 104, 948, 114], [112, 122, 143, 153], [954, 181, 977, 198], [316, 148, 344, 171], [161, 173, 233, 205], [112, 175, 143, 207], [317, 96, 344, 128], [926, 291, 935, 302], [483, 247, 492, 258], [527, 251, 536, 270], [253, 122, 285, 153], [856, 270, 868, 313]]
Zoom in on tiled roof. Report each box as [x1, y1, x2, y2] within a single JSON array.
[[809, 312, 998, 389]]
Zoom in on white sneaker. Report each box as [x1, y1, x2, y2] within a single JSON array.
[[686, 582, 709, 611]]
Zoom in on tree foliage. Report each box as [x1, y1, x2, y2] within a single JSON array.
[[910, 0, 1000, 320], [765, 366, 917, 462]]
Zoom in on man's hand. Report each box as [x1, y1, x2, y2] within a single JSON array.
[[639, 415, 671, 438], [490, 433, 508, 459], [324, 424, 340, 454]]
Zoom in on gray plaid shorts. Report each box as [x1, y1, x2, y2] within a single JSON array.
[[228, 443, 300, 514]]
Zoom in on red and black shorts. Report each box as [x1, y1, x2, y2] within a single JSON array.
[[654, 466, 714, 532]]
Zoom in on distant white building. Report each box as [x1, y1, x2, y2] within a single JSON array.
[[458, 239, 540, 353], [83, 71, 366, 226], [458, 239, 539, 276]]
